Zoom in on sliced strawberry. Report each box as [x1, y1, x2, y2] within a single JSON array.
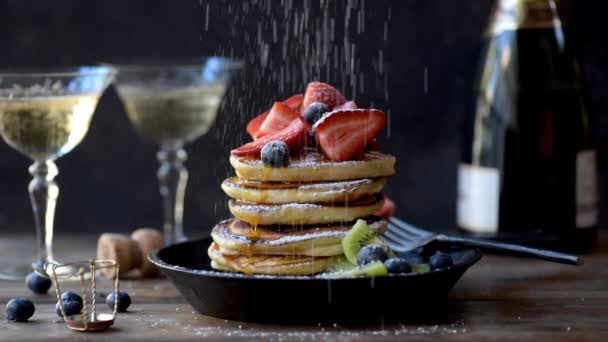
[[283, 94, 304, 111], [314, 109, 386, 161], [256, 102, 301, 138], [246, 110, 269, 139], [375, 195, 396, 219], [351, 139, 380, 159], [335, 100, 358, 110], [245, 95, 303, 139], [366, 138, 381, 151], [302, 82, 347, 111], [232, 118, 308, 157]]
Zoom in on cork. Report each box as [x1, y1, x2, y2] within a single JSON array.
[[130, 228, 163, 277], [96, 233, 142, 278]]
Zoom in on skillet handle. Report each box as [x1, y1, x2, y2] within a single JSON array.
[[436, 235, 583, 266]]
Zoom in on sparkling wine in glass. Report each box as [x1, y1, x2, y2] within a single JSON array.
[[112, 58, 240, 244], [0, 67, 115, 279]]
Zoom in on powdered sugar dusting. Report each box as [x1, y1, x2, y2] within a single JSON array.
[[256, 230, 344, 246], [234, 151, 392, 169], [122, 302, 467, 338], [231, 200, 321, 214], [229, 197, 379, 215], [185, 322, 467, 339], [298, 178, 374, 190], [222, 177, 375, 192], [214, 220, 386, 247]]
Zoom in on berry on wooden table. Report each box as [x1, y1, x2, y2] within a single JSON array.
[[5, 298, 35, 322], [25, 271, 52, 294]]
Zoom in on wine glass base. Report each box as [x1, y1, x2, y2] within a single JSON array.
[[0, 262, 89, 281], [0, 263, 34, 281], [43, 262, 93, 281]]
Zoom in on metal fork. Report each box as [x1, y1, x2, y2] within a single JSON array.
[[382, 217, 583, 265]]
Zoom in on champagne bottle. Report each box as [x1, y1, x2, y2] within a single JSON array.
[[458, 0, 597, 252]]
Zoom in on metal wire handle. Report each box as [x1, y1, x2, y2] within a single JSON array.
[[90, 259, 96, 324], [50, 259, 119, 331], [79, 267, 88, 330], [113, 263, 120, 317]]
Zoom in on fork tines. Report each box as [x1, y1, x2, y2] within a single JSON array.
[[381, 217, 435, 253]]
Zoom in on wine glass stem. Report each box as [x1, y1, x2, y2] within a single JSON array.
[[157, 147, 188, 245], [28, 160, 59, 271]]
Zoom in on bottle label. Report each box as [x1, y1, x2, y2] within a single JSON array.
[[457, 164, 500, 233], [576, 150, 598, 228]]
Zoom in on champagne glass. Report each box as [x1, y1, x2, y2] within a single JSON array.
[[0, 67, 115, 279], [111, 58, 240, 244]]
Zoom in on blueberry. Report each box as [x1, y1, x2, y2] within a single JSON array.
[[429, 251, 454, 270], [384, 257, 412, 274], [261, 140, 290, 167], [303, 102, 328, 126], [5, 298, 35, 322], [25, 271, 52, 294], [56, 299, 82, 318], [107, 291, 131, 312], [61, 291, 83, 306], [356, 245, 388, 266]]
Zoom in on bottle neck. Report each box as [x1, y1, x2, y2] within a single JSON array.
[[490, 0, 562, 35]]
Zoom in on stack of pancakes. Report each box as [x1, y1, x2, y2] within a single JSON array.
[[208, 150, 396, 275]]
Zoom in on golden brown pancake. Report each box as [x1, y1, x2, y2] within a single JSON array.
[[208, 242, 333, 275], [228, 194, 383, 226], [211, 218, 387, 257], [230, 151, 396, 182], [221, 177, 386, 204]]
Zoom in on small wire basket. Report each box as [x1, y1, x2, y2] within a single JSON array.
[[50, 259, 120, 332]]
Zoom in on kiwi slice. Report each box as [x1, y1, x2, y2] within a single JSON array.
[[346, 261, 388, 277], [326, 255, 356, 273], [411, 263, 431, 274], [318, 256, 357, 278], [320, 260, 388, 278], [342, 219, 384, 265]]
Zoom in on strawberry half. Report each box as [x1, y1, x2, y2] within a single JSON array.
[[375, 195, 396, 219], [335, 100, 358, 110], [283, 94, 304, 111], [232, 118, 308, 157], [245, 94, 303, 139], [246, 110, 269, 139], [302, 82, 346, 111], [314, 109, 386, 161], [354, 138, 379, 159], [256, 101, 301, 138]]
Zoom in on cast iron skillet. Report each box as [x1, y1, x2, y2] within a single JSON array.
[[149, 238, 481, 324]]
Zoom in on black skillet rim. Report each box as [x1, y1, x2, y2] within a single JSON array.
[[149, 238, 482, 281]]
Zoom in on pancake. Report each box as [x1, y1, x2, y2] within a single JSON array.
[[212, 218, 387, 256], [228, 194, 384, 226], [208, 242, 333, 275], [230, 151, 396, 182], [221, 176, 386, 204]]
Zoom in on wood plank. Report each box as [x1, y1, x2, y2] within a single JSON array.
[[0, 233, 606, 341]]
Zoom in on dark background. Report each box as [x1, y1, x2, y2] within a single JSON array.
[[0, 0, 606, 236]]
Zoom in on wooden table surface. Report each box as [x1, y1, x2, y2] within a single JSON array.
[[0, 233, 607, 341]]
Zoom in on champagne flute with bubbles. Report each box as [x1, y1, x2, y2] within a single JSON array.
[[111, 57, 240, 244], [0, 67, 115, 279]]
